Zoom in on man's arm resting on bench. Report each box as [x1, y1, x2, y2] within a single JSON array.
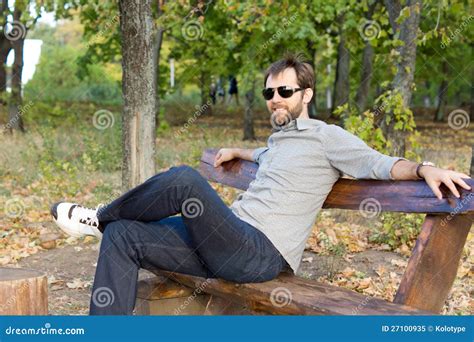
[[390, 159, 471, 199], [213, 148, 257, 167]]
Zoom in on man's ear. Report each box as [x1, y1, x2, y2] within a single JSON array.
[[303, 88, 314, 104]]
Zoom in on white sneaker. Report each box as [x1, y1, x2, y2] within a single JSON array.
[[50, 202, 102, 238]]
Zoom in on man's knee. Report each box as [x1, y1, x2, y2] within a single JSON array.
[[172, 165, 204, 184]]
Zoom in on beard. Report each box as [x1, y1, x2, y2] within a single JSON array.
[[269, 99, 304, 127]]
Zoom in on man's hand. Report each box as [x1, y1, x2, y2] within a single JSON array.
[[214, 148, 236, 167], [419, 166, 471, 200], [391, 160, 472, 199], [214, 148, 256, 167]]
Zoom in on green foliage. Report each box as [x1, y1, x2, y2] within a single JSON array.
[[157, 107, 170, 134], [336, 87, 425, 250], [19, 102, 122, 174], [24, 36, 121, 105], [335, 103, 389, 154], [369, 213, 425, 249]]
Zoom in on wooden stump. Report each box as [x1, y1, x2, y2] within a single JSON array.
[[0, 267, 48, 315]]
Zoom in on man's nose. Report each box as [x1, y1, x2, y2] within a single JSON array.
[[271, 90, 284, 103]]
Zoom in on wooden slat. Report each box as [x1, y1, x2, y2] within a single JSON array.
[[199, 148, 474, 214], [394, 216, 473, 311], [153, 270, 432, 315]]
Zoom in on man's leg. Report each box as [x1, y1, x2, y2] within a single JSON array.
[[98, 165, 286, 284], [90, 216, 211, 315]]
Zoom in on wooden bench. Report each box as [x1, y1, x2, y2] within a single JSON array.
[[135, 148, 474, 315]]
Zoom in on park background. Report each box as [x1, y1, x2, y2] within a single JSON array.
[[0, 0, 472, 315]]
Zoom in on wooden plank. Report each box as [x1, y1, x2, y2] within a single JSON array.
[[394, 214, 473, 313], [153, 270, 432, 315], [199, 148, 474, 214]]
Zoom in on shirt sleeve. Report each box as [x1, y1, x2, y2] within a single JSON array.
[[322, 124, 407, 180], [252, 147, 269, 164]]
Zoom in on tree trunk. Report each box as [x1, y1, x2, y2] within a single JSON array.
[[119, 0, 157, 191], [0, 0, 10, 101], [332, 15, 350, 116], [200, 70, 212, 115], [0, 41, 10, 94], [382, 0, 422, 156], [243, 79, 255, 140], [153, 24, 164, 128], [470, 145, 474, 177], [470, 58, 474, 124], [7, 8, 25, 133], [306, 40, 317, 118], [325, 64, 332, 114], [355, 1, 378, 113], [384, 0, 401, 34], [355, 43, 374, 113], [434, 61, 448, 122]]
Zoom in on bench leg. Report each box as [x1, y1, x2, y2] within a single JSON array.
[[394, 214, 472, 312]]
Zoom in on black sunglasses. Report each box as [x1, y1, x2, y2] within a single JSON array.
[[262, 86, 304, 100]]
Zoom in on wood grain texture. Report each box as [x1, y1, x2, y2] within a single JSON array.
[[153, 270, 432, 315], [0, 267, 48, 315], [394, 214, 473, 312], [199, 149, 474, 214]]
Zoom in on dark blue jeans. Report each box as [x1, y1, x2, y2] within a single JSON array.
[[89, 165, 286, 315]]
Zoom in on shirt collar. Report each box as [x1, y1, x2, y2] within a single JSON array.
[[272, 118, 320, 132], [295, 118, 320, 130]]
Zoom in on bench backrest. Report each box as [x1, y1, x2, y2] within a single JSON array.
[[199, 148, 474, 214]]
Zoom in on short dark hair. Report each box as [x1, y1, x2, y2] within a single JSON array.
[[263, 53, 315, 91]]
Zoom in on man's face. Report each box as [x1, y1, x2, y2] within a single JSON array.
[[265, 68, 304, 127]]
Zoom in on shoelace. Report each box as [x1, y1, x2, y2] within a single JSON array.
[[74, 205, 99, 227]]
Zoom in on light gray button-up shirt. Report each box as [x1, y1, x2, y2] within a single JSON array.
[[229, 118, 404, 272]]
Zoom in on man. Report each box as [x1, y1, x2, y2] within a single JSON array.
[[51, 54, 471, 315]]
